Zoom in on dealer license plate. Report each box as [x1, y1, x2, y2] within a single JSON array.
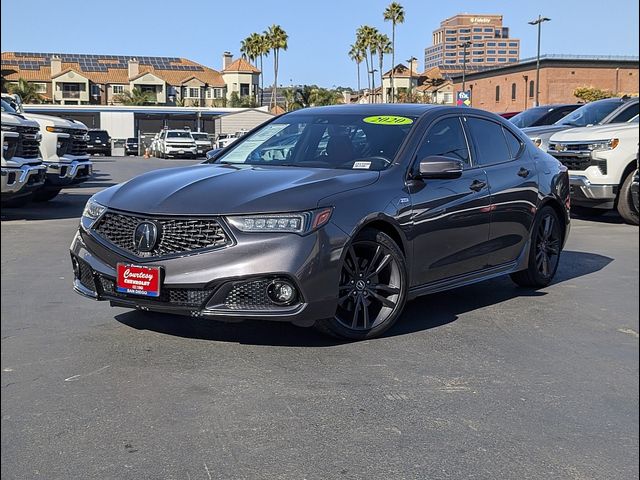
[[116, 264, 161, 297]]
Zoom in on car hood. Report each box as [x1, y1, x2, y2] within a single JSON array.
[[521, 125, 571, 138], [549, 123, 639, 142], [95, 163, 380, 215], [24, 113, 87, 130]]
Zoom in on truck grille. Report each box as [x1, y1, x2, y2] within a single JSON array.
[[554, 155, 591, 172], [70, 133, 88, 156], [92, 212, 232, 258], [15, 125, 41, 159]]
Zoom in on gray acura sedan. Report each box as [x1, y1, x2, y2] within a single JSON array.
[[71, 105, 570, 340]]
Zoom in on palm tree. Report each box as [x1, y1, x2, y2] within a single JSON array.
[[265, 24, 288, 109], [361, 26, 380, 102], [355, 27, 371, 93], [375, 33, 392, 103], [254, 33, 270, 106], [114, 87, 154, 105], [348, 43, 365, 95], [7, 78, 44, 103], [383, 2, 405, 103]]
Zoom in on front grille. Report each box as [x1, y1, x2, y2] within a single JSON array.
[[555, 155, 591, 171], [224, 279, 278, 310], [69, 134, 88, 156], [15, 125, 40, 159], [98, 274, 212, 307], [93, 211, 231, 258], [77, 259, 96, 291], [168, 143, 195, 148]]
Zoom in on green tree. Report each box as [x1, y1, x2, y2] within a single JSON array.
[[358, 26, 380, 98], [7, 78, 44, 103], [383, 2, 405, 103], [573, 87, 616, 102], [348, 43, 365, 94], [115, 87, 155, 105], [375, 33, 392, 102], [265, 24, 288, 109]]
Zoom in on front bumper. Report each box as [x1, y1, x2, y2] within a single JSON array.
[[44, 159, 93, 187], [1, 163, 47, 197], [87, 144, 111, 155], [569, 175, 617, 209], [165, 146, 197, 157], [70, 221, 348, 327]]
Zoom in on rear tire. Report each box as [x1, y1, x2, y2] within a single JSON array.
[[511, 206, 563, 288], [314, 229, 408, 340], [617, 171, 639, 226], [32, 188, 62, 202]]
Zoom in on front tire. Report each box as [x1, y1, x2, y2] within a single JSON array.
[[617, 170, 639, 226], [315, 229, 408, 340], [511, 206, 563, 288]]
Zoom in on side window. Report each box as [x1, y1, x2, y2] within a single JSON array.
[[502, 127, 523, 158], [465, 117, 512, 165], [545, 108, 571, 125], [611, 103, 639, 123], [416, 117, 470, 167]]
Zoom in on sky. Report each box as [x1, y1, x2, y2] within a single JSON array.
[[1, 0, 638, 89]]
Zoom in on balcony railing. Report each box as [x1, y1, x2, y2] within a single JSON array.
[[62, 90, 81, 99]]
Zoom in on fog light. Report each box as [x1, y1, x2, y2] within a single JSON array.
[[266, 279, 297, 305]]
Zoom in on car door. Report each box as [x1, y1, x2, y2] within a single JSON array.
[[408, 115, 491, 286], [463, 116, 538, 267]]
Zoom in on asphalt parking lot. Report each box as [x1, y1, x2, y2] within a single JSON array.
[[1, 156, 638, 480]]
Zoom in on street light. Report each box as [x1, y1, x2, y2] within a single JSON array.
[[528, 15, 551, 107], [458, 41, 472, 92]]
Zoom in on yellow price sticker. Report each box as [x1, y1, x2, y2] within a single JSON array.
[[363, 115, 414, 125]]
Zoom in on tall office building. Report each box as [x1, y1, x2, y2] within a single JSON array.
[[424, 14, 520, 72]]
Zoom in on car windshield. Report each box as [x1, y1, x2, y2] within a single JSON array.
[[90, 131, 109, 140], [555, 100, 622, 127], [1, 99, 16, 114], [127, 138, 137, 142], [509, 107, 548, 128], [212, 113, 417, 171], [191, 133, 208, 140], [167, 131, 192, 138]]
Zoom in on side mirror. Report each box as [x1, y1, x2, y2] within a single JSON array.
[[417, 156, 464, 179]]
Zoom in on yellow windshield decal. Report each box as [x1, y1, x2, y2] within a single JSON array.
[[363, 115, 414, 125]]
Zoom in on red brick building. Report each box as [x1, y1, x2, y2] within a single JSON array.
[[452, 55, 639, 113]]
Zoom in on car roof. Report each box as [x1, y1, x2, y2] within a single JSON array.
[[283, 104, 441, 117]]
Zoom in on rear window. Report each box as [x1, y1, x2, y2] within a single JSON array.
[[555, 100, 622, 127], [167, 131, 192, 138], [465, 117, 513, 165], [191, 133, 209, 140], [89, 131, 109, 141], [213, 113, 417, 171]]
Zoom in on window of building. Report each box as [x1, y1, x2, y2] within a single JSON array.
[[472, 58, 484, 63], [460, 35, 470, 40], [487, 42, 496, 46], [112, 85, 125, 94], [473, 43, 484, 47], [32, 83, 47, 93], [445, 52, 456, 57], [508, 42, 518, 47], [487, 50, 496, 54], [498, 58, 507, 62], [498, 42, 507, 46], [473, 35, 482, 39], [473, 28, 482, 32], [508, 50, 518, 55], [446, 45, 456, 49], [495, 85, 500, 101], [511, 83, 517, 100], [529, 81, 535, 98], [445, 37, 456, 42], [465, 117, 512, 165], [472, 51, 483, 55], [487, 57, 496, 62], [460, 28, 470, 33], [497, 50, 507, 54], [445, 29, 456, 34], [508, 58, 517, 63], [484, 28, 494, 32], [91, 84, 101, 96], [445, 60, 456, 64], [443, 92, 453, 103], [214, 88, 223, 99], [187, 87, 200, 98], [417, 117, 470, 167]]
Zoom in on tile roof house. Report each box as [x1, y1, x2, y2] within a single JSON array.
[[1, 52, 259, 106]]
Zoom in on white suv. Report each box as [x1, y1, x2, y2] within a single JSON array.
[[157, 130, 197, 159], [548, 117, 639, 224], [1, 100, 46, 204]]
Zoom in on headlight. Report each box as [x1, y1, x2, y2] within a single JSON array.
[[82, 197, 106, 221], [2, 124, 18, 132], [46, 126, 66, 133], [227, 207, 332, 235], [587, 138, 619, 151]]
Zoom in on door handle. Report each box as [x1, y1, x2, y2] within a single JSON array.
[[469, 179, 486, 192], [517, 167, 530, 178]]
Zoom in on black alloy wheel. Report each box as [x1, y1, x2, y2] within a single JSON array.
[[511, 206, 563, 288], [316, 229, 407, 340]]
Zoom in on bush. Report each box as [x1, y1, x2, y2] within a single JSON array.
[[573, 87, 616, 102]]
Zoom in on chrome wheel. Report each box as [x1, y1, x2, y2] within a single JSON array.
[[335, 240, 403, 331], [535, 212, 561, 279]]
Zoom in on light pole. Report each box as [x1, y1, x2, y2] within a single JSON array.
[[459, 41, 471, 92], [528, 15, 551, 107]]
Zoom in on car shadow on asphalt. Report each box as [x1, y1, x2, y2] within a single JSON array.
[[114, 250, 613, 346]]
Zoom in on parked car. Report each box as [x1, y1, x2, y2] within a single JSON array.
[[87, 130, 112, 156], [548, 117, 639, 224], [510, 104, 581, 129], [523, 96, 639, 151], [215, 133, 238, 149], [125, 138, 139, 156], [1, 99, 46, 205], [156, 129, 197, 159], [2, 94, 93, 202], [191, 132, 213, 156], [499, 111, 521, 119], [71, 104, 570, 340]]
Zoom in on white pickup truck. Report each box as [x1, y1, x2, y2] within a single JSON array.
[[2, 94, 93, 202], [1, 99, 47, 204], [547, 117, 639, 225]]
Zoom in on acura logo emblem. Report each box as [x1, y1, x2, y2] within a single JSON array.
[[133, 221, 159, 253]]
